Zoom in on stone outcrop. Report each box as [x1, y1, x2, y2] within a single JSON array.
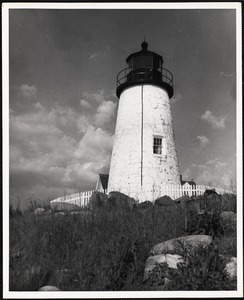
[[150, 235, 213, 256], [50, 201, 82, 212], [143, 254, 183, 282], [38, 285, 61, 291], [88, 191, 108, 211], [175, 195, 190, 205], [54, 212, 66, 217], [34, 208, 46, 215], [154, 195, 176, 207], [39, 269, 79, 291], [204, 189, 219, 196], [107, 191, 136, 211], [138, 201, 153, 209], [225, 257, 237, 279]]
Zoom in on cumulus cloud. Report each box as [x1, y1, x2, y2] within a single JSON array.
[[95, 100, 117, 127], [80, 99, 91, 109], [197, 135, 209, 148], [206, 158, 228, 169], [83, 90, 105, 103], [9, 102, 115, 207], [19, 84, 37, 99], [201, 110, 226, 129], [170, 93, 181, 104], [182, 160, 235, 189]]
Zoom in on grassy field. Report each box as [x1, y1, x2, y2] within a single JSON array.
[[9, 194, 237, 291]]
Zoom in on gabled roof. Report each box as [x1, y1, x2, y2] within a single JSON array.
[[98, 174, 109, 190], [181, 180, 196, 186]]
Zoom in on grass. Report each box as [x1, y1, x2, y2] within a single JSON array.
[[9, 193, 237, 291]]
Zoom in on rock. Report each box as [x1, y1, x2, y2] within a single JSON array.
[[204, 189, 219, 196], [38, 285, 61, 291], [220, 211, 236, 222], [88, 191, 108, 211], [50, 201, 82, 212], [41, 269, 80, 290], [150, 235, 213, 256], [54, 212, 66, 217], [175, 195, 190, 205], [107, 191, 136, 211], [225, 257, 237, 279], [154, 195, 176, 207], [138, 201, 153, 209], [144, 254, 184, 282], [34, 208, 46, 215], [191, 194, 221, 212]]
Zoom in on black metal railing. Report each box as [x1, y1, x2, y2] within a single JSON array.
[[116, 66, 173, 88]]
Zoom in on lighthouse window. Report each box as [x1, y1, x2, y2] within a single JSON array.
[[153, 137, 162, 154]]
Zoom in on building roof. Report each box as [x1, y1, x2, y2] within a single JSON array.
[[181, 180, 196, 186], [98, 174, 109, 190]]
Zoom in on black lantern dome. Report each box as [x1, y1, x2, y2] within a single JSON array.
[[116, 41, 174, 98]]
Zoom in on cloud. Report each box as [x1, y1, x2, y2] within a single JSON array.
[[197, 135, 209, 147], [80, 99, 91, 109], [170, 93, 181, 104], [9, 102, 115, 207], [94, 100, 117, 127], [83, 90, 105, 103], [206, 158, 228, 169], [19, 84, 37, 99], [182, 160, 234, 189], [201, 110, 226, 129]]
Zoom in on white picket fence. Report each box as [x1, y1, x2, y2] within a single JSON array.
[[50, 190, 94, 207], [123, 184, 232, 203], [50, 184, 233, 207]]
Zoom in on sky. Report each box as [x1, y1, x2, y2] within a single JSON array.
[[8, 7, 238, 209]]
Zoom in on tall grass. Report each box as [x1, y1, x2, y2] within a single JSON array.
[[9, 194, 237, 291]]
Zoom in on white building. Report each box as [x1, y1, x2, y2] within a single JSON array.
[[108, 41, 181, 201]]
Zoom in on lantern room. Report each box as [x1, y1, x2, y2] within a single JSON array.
[[116, 41, 174, 99]]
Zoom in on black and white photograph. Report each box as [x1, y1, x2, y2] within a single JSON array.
[[2, 2, 242, 298]]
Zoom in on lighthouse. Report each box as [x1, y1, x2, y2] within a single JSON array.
[[108, 41, 181, 201]]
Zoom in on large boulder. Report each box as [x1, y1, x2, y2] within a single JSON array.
[[50, 201, 82, 212], [138, 201, 153, 209], [107, 191, 136, 211], [150, 235, 213, 256], [204, 189, 219, 196], [88, 191, 108, 211], [39, 269, 79, 291], [175, 195, 190, 205], [225, 257, 237, 279], [155, 195, 176, 207], [143, 254, 183, 282], [191, 194, 221, 212], [34, 208, 46, 215], [38, 285, 61, 291]]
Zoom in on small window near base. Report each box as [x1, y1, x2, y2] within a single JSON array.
[[153, 137, 162, 155]]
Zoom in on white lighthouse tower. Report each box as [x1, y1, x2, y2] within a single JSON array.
[[108, 41, 180, 201]]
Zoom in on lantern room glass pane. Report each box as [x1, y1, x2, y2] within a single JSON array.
[[131, 55, 153, 68]]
